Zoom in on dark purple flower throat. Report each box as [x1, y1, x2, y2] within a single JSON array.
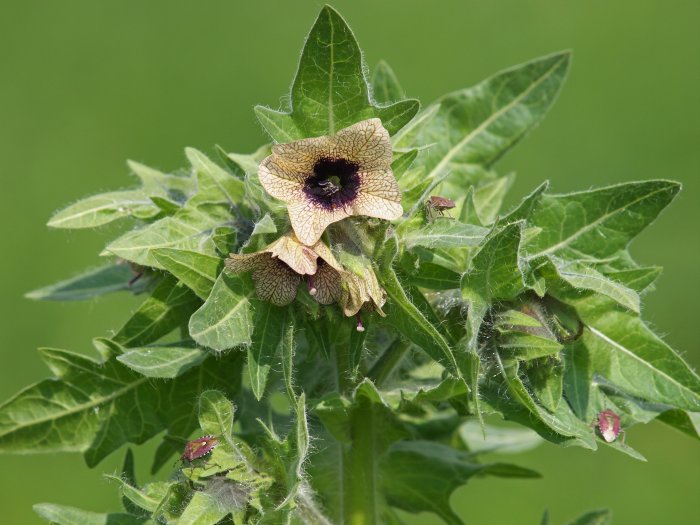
[[304, 157, 360, 210]]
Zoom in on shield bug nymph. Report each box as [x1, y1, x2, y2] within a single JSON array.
[[181, 435, 220, 464], [425, 195, 456, 221], [595, 409, 623, 443]]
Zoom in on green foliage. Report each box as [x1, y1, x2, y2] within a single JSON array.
[[3, 5, 697, 525]]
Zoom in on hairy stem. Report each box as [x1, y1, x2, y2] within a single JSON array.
[[343, 395, 379, 525]]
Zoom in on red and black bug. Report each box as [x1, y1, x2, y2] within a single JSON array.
[[595, 409, 623, 443], [425, 195, 456, 221], [181, 435, 220, 464]]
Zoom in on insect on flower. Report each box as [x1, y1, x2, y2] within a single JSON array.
[[181, 435, 220, 464], [595, 409, 623, 443], [425, 195, 456, 221]]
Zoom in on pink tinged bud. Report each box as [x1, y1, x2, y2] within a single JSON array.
[[181, 435, 220, 462], [597, 410, 622, 443], [356, 314, 365, 332]]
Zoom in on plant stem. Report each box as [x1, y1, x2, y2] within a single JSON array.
[[343, 393, 379, 525], [367, 338, 411, 387]]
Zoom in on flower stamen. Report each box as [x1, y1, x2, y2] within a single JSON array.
[[304, 157, 360, 210], [307, 275, 318, 296]]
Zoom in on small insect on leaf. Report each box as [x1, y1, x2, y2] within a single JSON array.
[[181, 435, 220, 462], [426, 195, 456, 221], [597, 409, 622, 443]]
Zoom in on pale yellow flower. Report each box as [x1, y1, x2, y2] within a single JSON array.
[[258, 118, 403, 245], [225, 233, 342, 306]]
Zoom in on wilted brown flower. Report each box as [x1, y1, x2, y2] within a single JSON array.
[[258, 118, 403, 245], [225, 233, 342, 306]]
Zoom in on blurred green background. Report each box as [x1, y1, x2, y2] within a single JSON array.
[[1, 1, 698, 523]]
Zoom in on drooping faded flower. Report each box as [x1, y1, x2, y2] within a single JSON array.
[[339, 266, 386, 320], [225, 233, 342, 306], [258, 118, 403, 245]]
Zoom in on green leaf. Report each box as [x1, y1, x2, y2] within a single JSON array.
[[189, 273, 254, 352], [603, 266, 662, 293], [106, 476, 177, 516], [26, 263, 146, 301], [396, 51, 570, 182], [405, 261, 461, 291], [462, 222, 526, 302], [178, 491, 228, 525], [198, 390, 234, 437], [117, 449, 143, 516], [525, 358, 564, 411], [546, 259, 640, 312], [127, 159, 196, 197], [114, 275, 201, 348], [497, 332, 563, 360], [379, 239, 460, 376], [116, 343, 208, 378], [248, 302, 287, 400], [500, 181, 549, 224], [656, 409, 700, 440], [185, 147, 245, 203], [255, 6, 419, 141], [105, 158, 244, 268], [562, 294, 700, 412], [391, 149, 418, 180], [526, 180, 680, 259], [380, 441, 539, 525], [48, 190, 159, 229], [371, 61, 406, 103], [48, 161, 195, 230], [458, 421, 543, 455], [492, 353, 597, 449], [565, 510, 612, 525], [402, 220, 487, 250], [151, 248, 222, 300], [472, 173, 516, 225], [34, 503, 148, 525], [0, 347, 243, 467]]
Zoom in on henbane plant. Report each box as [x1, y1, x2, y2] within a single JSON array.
[[3, 5, 699, 525]]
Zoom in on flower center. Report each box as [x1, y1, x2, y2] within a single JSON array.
[[304, 157, 361, 210]]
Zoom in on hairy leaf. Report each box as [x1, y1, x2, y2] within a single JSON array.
[[189, 273, 254, 352], [34, 503, 148, 525], [372, 61, 406, 104], [379, 238, 460, 376], [526, 180, 680, 259], [562, 295, 700, 413], [178, 491, 228, 525], [402, 220, 487, 250], [151, 248, 222, 300], [255, 6, 419, 140], [116, 343, 208, 378], [26, 263, 147, 301], [0, 347, 243, 467], [48, 191, 159, 230], [396, 52, 570, 184], [106, 154, 245, 268], [380, 441, 539, 525], [114, 275, 201, 348], [248, 302, 287, 400]]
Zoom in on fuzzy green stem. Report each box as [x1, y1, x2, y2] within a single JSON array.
[[343, 397, 379, 525]]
